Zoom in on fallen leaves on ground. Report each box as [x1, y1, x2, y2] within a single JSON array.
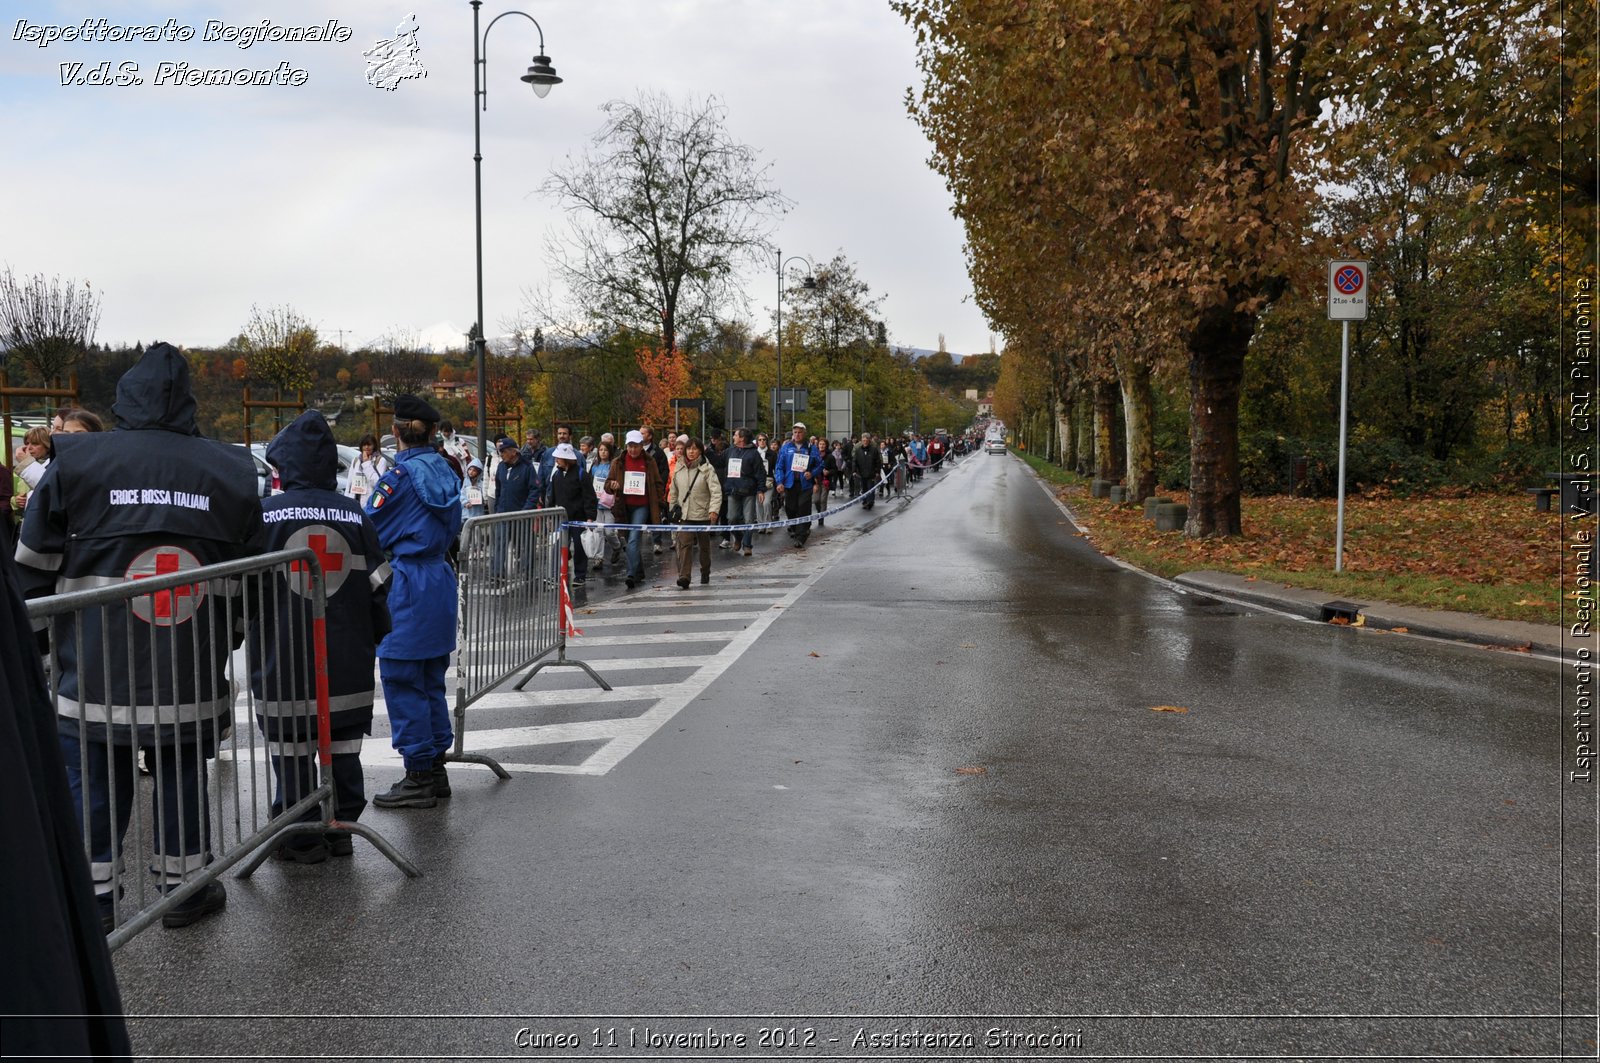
[[1391, 626, 1410, 633], [807, 651, 821, 657], [1150, 705, 1190, 714], [1064, 484, 1560, 625], [955, 766, 988, 775]]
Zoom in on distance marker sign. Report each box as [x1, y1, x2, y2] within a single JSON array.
[[1328, 259, 1369, 320]]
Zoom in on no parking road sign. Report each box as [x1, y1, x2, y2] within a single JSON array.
[[1328, 259, 1369, 320]]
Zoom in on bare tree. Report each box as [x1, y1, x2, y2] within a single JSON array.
[[370, 328, 433, 399], [0, 268, 101, 384], [241, 304, 317, 392], [542, 91, 788, 357]]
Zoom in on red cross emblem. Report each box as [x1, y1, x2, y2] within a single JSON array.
[[285, 525, 364, 598], [126, 546, 206, 626]]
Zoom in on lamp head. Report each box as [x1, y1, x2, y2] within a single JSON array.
[[521, 54, 562, 98]]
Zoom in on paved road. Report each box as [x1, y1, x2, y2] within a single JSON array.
[[113, 453, 1587, 1060]]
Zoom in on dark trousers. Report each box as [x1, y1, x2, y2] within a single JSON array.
[[264, 719, 370, 823], [58, 721, 210, 898], [565, 526, 588, 579], [783, 484, 814, 543]]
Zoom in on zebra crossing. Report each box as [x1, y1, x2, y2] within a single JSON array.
[[366, 566, 824, 775], [214, 560, 828, 778], [427, 569, 817, 774]]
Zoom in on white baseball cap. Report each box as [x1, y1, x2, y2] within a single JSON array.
[[552, 443, 579, 460], [791, 421, 806, 431], [625, 430, 644, 444]]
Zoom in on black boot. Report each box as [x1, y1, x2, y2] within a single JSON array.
[[373, 770, 437, 809], [431, 754, 452, 799]]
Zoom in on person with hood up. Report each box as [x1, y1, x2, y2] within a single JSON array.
[[15, 342, 262, 931], [462, 457, 488, 519], [252, 411, 392, 861], [364, 394, 464, 809]]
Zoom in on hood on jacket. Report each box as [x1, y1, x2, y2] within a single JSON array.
[[397, 447, 461, 514], [266, 410, 338, 491], [113, 341, 198, 434]]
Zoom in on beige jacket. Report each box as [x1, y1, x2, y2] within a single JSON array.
[[668, 457, 723, 522]]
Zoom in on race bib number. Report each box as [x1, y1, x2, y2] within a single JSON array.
[[467, 487, 483, 506], [352, 472, 369, 496], [791, 453, 809, 473], [623, 470, 647, 495], [727, 457, 743, 479]]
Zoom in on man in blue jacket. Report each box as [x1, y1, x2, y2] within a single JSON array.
[[365, 395, 464, 809], [774, 421, 822, 549], [253, 411, 392, 859], [491, 436, 539, 588]]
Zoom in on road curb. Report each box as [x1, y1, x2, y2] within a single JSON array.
[[1018, 457, 1569, 664]]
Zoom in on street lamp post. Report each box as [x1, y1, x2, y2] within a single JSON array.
[[472, 0, 561, 463], [773, 250, 815, 434]]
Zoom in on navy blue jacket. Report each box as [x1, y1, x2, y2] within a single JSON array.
[[495, 455, 540, 512], [16, 345, 262, 743], [723, 444, 764, 495], [251, 412, 391, 732]]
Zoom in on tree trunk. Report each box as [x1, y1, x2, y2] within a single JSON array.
[[1118, 356, 1156, 502], [1058, 394, 1076, 471], [1075, 398, 1093, 475], [1093, 379, 1118, 481], [1185, 307, 1254, 537]]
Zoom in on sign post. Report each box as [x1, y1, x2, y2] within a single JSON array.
[[1328, 259, 1369, 573]]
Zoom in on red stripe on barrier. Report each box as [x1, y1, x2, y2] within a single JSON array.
[[312, 616, 333, 768]]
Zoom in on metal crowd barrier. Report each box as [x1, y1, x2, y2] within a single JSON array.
[[28, 548, 417, 951], [453, 508, 610, 778]]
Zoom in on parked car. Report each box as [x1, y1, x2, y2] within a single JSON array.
[[335, 444, 359, 495], [235, 444, 278, 498]]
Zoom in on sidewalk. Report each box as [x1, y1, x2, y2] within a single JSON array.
[[1021, 459, 1569, 661], [1171, 569, 1567, 659]]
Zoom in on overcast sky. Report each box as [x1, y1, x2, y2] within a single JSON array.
[[0, 1, 996, 356]]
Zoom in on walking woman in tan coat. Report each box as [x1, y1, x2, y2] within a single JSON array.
[[668, 437, 722, 589]]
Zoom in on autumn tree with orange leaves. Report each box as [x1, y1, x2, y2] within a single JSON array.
[[635, 343, 692, 430], [898, 0, 1576, 535]]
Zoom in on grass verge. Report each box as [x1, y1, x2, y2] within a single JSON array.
[[1015, 450, 1562, 626]]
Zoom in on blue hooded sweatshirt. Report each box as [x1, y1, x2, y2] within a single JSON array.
[[364, 446, 463, 659]]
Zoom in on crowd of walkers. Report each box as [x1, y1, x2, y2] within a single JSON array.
[[5, 346, 976, 956], [455, 419, 973, 592]]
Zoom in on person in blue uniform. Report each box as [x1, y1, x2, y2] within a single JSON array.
[[364, 395, 463, 809], [252, 411, 392, 859]]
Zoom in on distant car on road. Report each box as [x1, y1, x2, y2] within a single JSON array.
[[985, 438, 1006, 454]]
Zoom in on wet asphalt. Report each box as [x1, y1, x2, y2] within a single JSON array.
[[109, 453, 1586, 1061]]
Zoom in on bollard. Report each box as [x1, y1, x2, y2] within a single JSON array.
[[1091, 479, 1112, 498], [1155, 502, 1188, 531], [1109, 485, 1129, 503], [1143, 496, 1174, 519]]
